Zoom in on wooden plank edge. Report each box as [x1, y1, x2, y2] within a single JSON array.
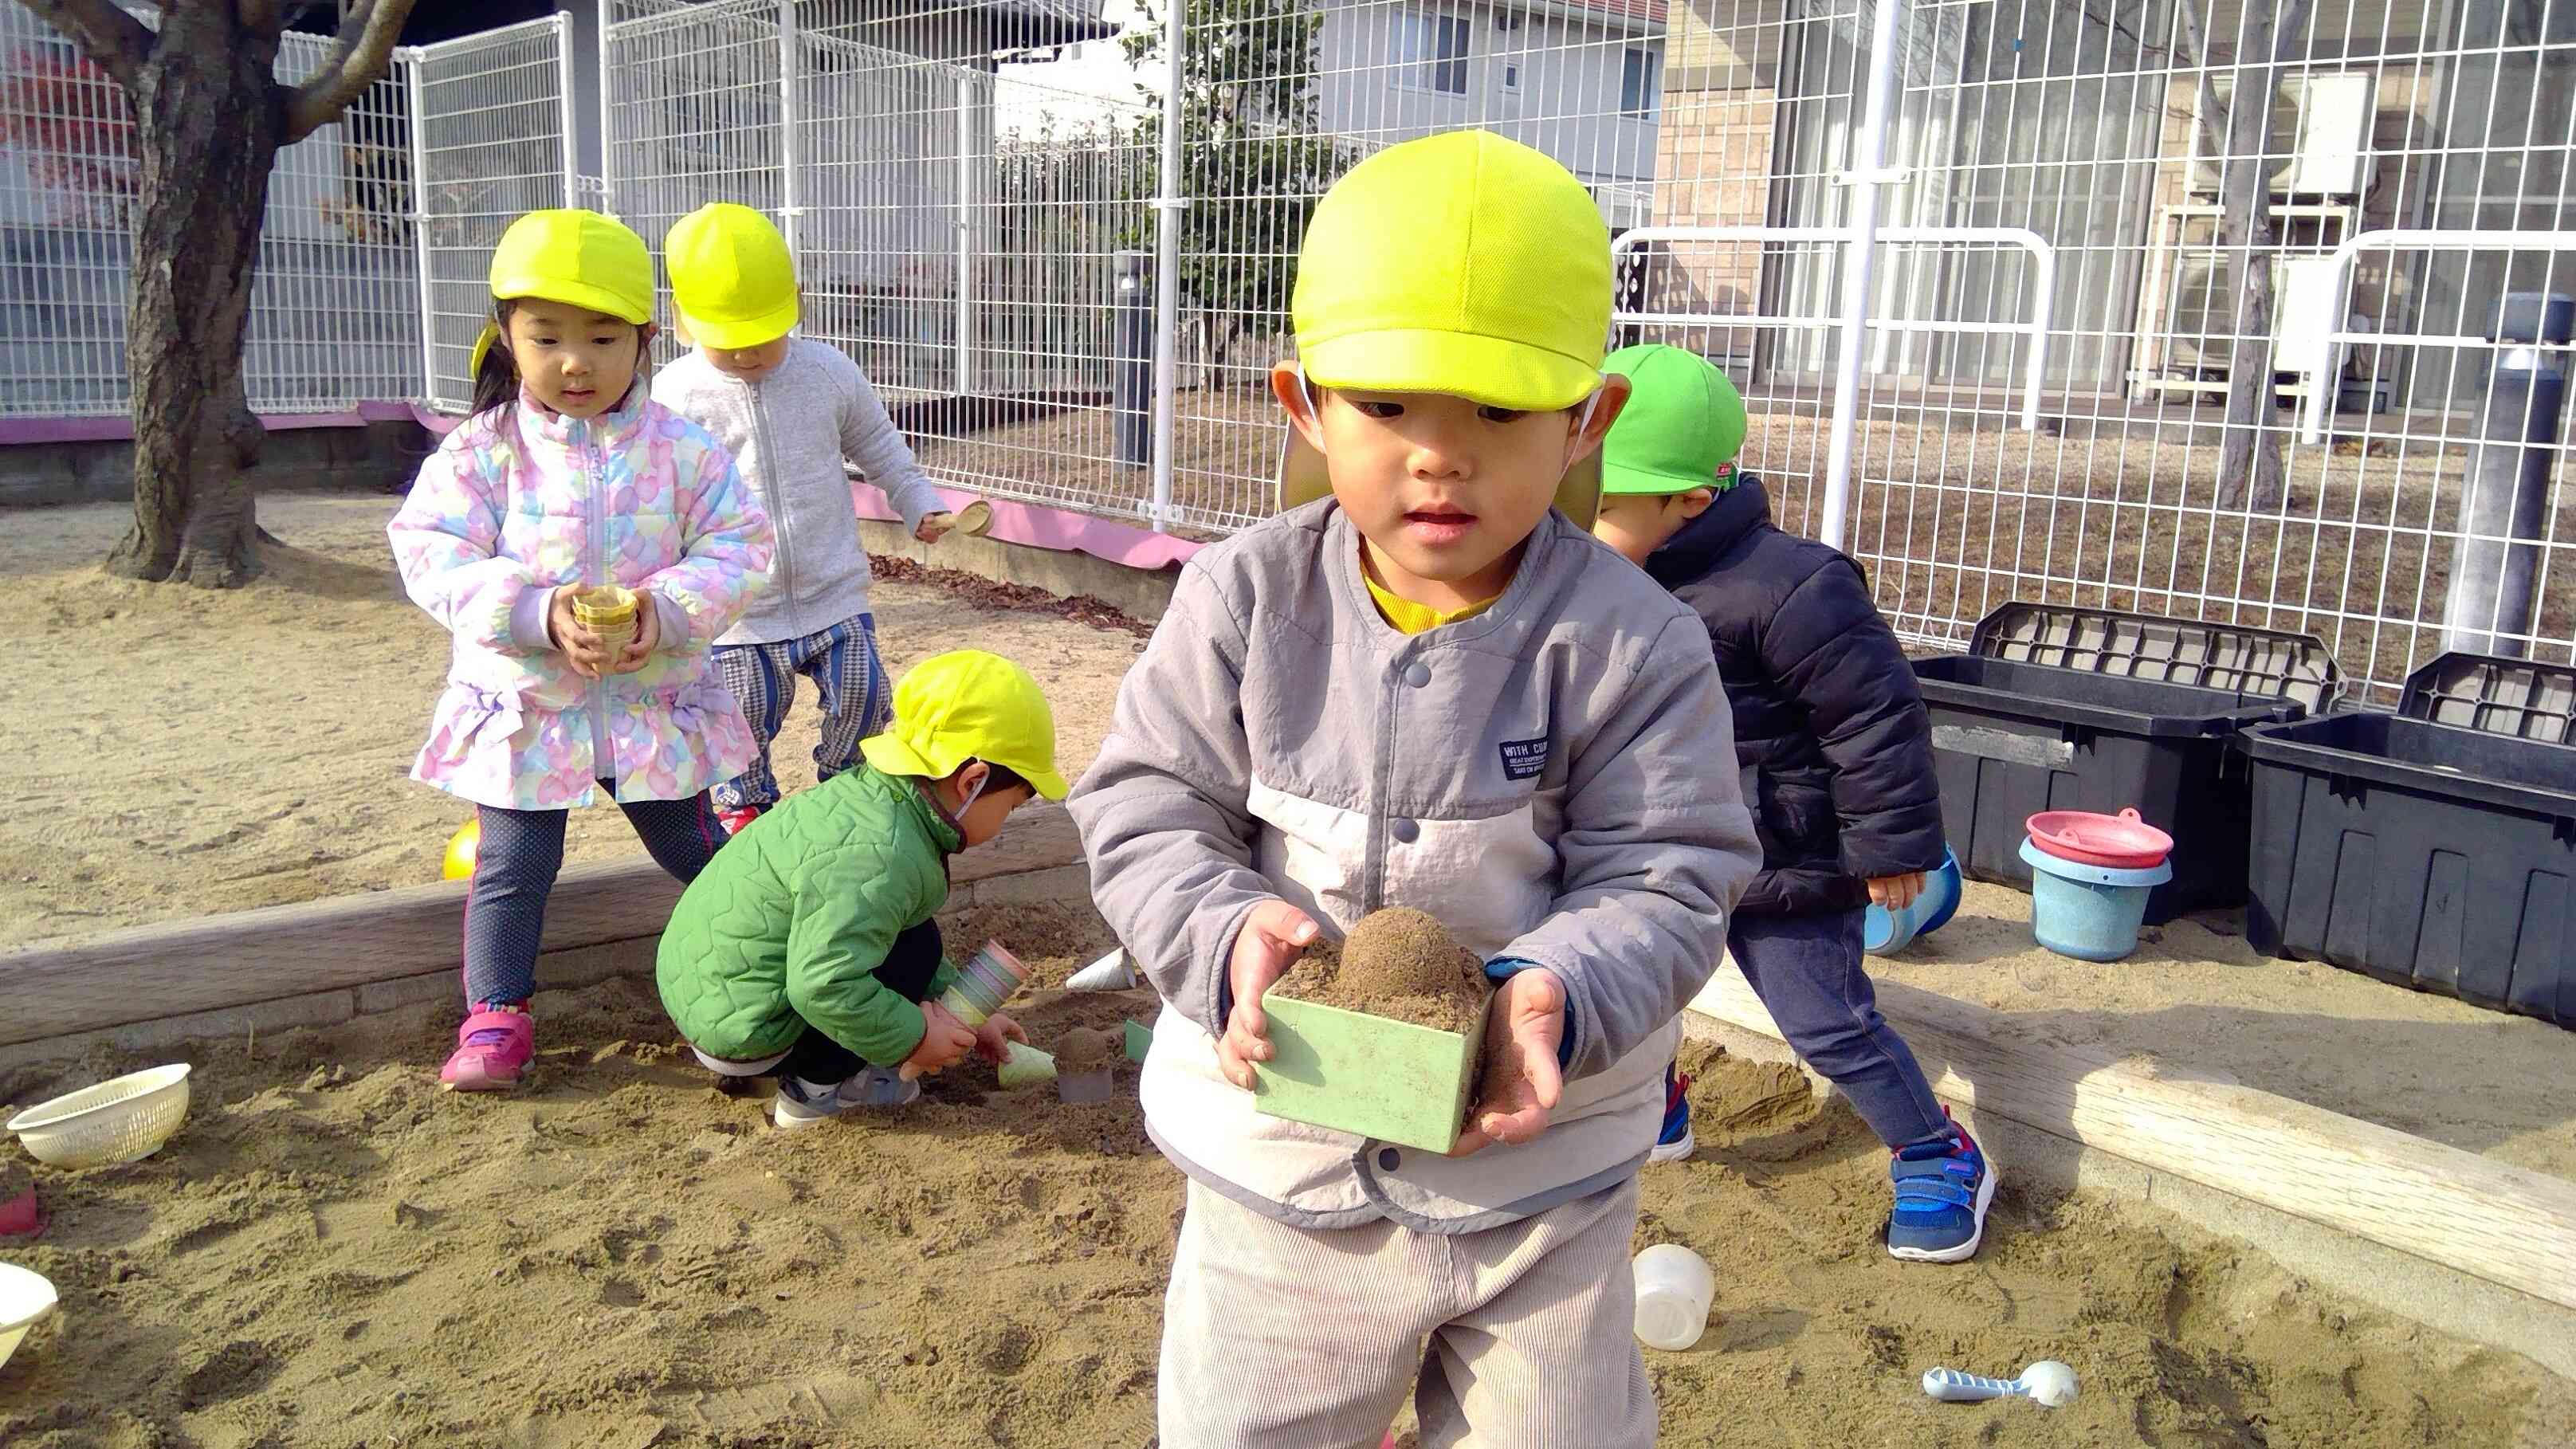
[[1687, 968, 2576, 1315], [0, 804, 1088, 1049]]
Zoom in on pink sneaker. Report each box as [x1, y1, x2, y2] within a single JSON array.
[[441, 1007, 533, 1092]]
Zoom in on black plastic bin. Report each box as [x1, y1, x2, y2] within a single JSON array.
[[2244, 653, 2576, 1028], [1913, 603, 2341, 925]]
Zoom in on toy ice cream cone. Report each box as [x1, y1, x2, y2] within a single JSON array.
[[1054, 1027, 1119, 1105], [996, 1041, 1056, 1089], [1066, 948, 1136, 992]]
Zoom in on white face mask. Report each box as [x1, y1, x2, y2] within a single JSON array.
[[1567, 387, 1604, 472]]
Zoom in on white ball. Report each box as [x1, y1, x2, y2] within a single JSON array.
[[2021, 1360, 2079, 1408]]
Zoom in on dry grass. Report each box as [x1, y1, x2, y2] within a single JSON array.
[[911, 394, 2574, 698]]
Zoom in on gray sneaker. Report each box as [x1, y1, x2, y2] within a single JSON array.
[[772, 1067, 921, 1130]]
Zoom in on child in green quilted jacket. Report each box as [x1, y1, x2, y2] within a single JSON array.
[[655, 650, 1069, 1129]]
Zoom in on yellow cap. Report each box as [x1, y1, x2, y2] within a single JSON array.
[[489, 209, 655, 324], [859, 650, 1068, 801], [665, 203, 800, 350], [1292, 130, 1612, 413]]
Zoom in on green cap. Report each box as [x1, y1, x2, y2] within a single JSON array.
[[1599, 344, 1747, 496]]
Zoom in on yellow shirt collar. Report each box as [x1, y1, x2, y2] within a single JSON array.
[[1365, 572, 1498, 635]]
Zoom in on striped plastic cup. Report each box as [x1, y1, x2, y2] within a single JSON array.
[[937, 941, 1030, 1027]]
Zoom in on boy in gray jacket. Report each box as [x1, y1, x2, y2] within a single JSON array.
[[1069, 130, 1761, 1448], [655, 202, 958, 834]]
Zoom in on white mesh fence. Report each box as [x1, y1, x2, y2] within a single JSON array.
[[2, 0, 2567, 694], [412, 16, 579, 413], [0, 5, 418, 417]]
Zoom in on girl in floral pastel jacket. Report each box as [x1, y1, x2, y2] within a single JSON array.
[[389, 209, 775, 1092]]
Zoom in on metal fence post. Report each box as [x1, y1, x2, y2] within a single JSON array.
[[1820, 0, 1906, 552], [2444, 292, 2570, 658], [1149, 0, 1186, 533], [405, 50, 438, 408], [1114, 250, 1153, 467], [778, 0, 800, 257], [956, 73, 978, 397], [555, 14, 578, 204], [595, 0, 617, 220]]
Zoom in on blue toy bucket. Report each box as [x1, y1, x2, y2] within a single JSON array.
[[1864, 847, 1963, 956], [2019, 839, 2174, 962]]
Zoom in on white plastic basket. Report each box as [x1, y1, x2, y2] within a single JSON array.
[[0, 1262, 56, 1372], [5, 1064, 193, 1168]]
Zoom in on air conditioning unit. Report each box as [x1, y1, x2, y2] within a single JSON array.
[[2188, 71, 2375, 198], [2164, 253, 2354, 389]]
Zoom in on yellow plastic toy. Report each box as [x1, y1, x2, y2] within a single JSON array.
[[442, 819, 481, 882]]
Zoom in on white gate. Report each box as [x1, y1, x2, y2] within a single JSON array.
[[407, 16, 578, 414]]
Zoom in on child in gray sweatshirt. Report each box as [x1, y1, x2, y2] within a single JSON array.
[[654, 202, 957, 834]]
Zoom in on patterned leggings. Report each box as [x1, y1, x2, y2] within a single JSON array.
[[465, 782, 725, 1007], [711, 613, 889, 811]]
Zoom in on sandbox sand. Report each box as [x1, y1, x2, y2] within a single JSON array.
[[6, 489, 2576, 1443], [1277, 907, 1490, 1034], [1, 898, 2570, 1447], [0, 496, 1137, 948], [6, 493, 2572, 1199]]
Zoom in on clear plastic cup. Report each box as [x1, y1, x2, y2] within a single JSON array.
[[1632, 1244, 1715, 1351]]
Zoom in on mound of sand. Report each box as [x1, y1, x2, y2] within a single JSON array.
[[1275, 908, 1488, 1034], [1056, 1026, 1114, 1071]]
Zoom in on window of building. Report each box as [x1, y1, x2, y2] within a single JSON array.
[[1396, 6, 1471, 96], [1621, 44, 1662, 117]]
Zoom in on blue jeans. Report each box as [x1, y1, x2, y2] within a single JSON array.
[[1730, 909, 1949, 1149]]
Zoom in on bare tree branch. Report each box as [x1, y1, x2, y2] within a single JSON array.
[[16, 0, 155, 90], [281, 0, 414, 144], [2174, 0, 2228, 159]]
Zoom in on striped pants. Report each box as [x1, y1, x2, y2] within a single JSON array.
[[711, 613, 889, 811], [1158, 1176, 1655, 1448]]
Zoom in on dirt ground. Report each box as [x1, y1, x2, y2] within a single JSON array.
[[6, 489, 2576, 1444], [2, 901, 2571, 1449], [0, 494, 1141, 948]]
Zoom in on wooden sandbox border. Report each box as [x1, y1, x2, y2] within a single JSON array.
[[2, 806, 2568, 1377], [0, 803, 1085, 1069], [1687, 970, 2576, 1380]]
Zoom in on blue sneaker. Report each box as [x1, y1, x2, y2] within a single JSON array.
[[1648, 1065, 1694, 1164], [1886, 1115, 1996, 1262]]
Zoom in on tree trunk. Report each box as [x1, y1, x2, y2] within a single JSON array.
[[2207, 0, 2315, 515], [104, 10, 282, 587]]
